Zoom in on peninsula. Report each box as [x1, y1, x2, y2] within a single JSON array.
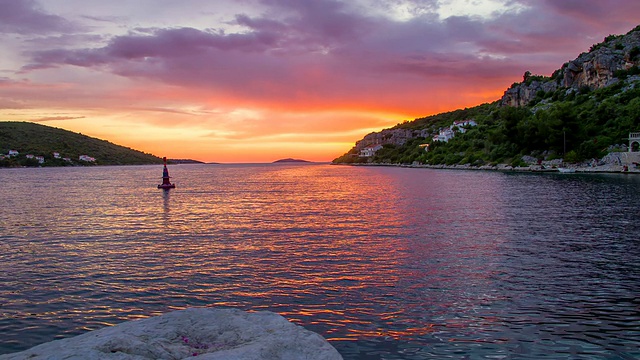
[[0, 122, 163, 167], [333, 25, 640, 173]]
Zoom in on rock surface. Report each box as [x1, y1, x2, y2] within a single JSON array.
[[501, 27, 640, 107], [354, 128, 430, 152], [500, 79, 560, 107], [0, 308, 343, 360]]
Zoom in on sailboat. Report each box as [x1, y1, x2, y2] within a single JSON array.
[[557, 167, 576, 173], [157, 157, 176, 189]]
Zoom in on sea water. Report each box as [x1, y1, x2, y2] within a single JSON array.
[[1, 164, 639, 359]]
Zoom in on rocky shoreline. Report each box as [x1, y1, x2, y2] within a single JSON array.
[[338, 149, 640, 174], [341, 162, 640, 174]]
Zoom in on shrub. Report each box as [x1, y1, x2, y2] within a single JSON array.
[[510, 158, 527, 168], [444, 153, 463, 165], [563, 150, 579, 163]]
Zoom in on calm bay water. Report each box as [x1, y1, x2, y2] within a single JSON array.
[[1, 164, 639, 359]]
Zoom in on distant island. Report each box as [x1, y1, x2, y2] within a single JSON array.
[[0, 121, 163, 167], [273, 158, 311, 163], [168, 159, 206, 164]]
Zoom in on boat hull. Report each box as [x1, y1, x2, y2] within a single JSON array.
[[557, 168, 576, 173]]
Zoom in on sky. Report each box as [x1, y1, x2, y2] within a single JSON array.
[[1, 0, 640, 163]]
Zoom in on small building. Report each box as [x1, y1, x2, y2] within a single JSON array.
[[433, 119, 477, 142], [26, 154, 35, 159], [360, 144, 383, 157], [79, 155, 96, 162], [35, 156, 45, 164], [451, 119, 478, 134], [434, 128, 455, 142], [53, 152, 61, 159], [8, 150, 19, 156], [452, 119, 477, 127], [629, 132, 640, 152]]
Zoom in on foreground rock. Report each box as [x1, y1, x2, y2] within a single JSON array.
[[0, 308, 343, 360]]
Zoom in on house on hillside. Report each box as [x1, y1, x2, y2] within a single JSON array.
[[79, 155, 96, 162], [433, 119, 478, 142], [35, 156, 45, 164], [360, 144, 383, 157], [53, 152, 61, 159], [8, 150, 19, 156], [433, 128, 455, 142], [451, 119, 477, 133]]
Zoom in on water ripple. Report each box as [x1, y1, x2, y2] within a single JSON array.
[[1, 165, 639, 359]]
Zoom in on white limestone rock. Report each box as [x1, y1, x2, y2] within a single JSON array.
[[0, 308, 343, 360]]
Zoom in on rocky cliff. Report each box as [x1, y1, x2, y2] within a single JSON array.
[[501, 78, 560, 108], [353, 128, 430, 152], [501, 26, 640, 107]]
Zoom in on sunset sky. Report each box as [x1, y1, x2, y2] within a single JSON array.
[[1, 0, 640, 163]]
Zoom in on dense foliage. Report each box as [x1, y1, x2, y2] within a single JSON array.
[[0, 122, 163, 167]]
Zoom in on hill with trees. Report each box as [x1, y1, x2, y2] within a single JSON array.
[[0, 122, 163, 167], [334, 25, 640, 167]]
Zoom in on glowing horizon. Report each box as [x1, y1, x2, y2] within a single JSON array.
[[1, 0, 639, 163]]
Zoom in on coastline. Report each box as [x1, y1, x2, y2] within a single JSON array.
[[335, 162, 640, 174]]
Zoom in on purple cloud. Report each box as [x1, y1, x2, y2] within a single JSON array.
[[258, 0, 373, 40], [32, 116, 86, 122], [0, 0, 76, 34], [14, 0, 640, 115]]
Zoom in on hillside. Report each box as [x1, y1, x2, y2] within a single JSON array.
[[0, 122, 163, 167], [334, 25, 640, 167]]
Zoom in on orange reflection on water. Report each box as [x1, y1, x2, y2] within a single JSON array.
[[325, 324, 438, 342], [1, 164, 511, 351]]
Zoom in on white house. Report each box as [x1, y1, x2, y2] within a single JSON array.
[[433, 119, 478, 142], [451, 119, 477, 134], [360, 144, 383, 157], [8, 150, 19, 156], [434, 128, 455, 142], [53, 152, 61, 159], [26, 154, 35, 159], [35, 156, 45, 164], [79, 155, 96, 162]]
